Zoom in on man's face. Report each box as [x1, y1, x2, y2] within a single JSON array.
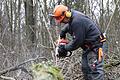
[[61, 17, 70, 24]]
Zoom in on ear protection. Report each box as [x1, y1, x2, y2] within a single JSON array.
[[65, 11, 71, 18], [62, 11, 72, 18]]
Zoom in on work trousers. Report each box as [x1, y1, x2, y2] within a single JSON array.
[[81, 48, 104, 80]]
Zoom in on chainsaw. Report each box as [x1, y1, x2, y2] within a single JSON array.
[[55, 38, 72, 57]]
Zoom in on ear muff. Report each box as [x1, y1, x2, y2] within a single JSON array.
[[65, 11, 71, 18], [61, 11, 71, 18]]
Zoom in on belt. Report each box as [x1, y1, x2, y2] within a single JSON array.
[[81, 41, 103, 51]]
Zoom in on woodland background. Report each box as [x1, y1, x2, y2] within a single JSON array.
[[0, 0, 120, 80]]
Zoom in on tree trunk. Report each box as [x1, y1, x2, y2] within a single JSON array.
[[24, 0, 36, 44]]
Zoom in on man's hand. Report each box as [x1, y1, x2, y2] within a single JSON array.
[[57, 45, 68, 57], [56, 38, 69, 46], [55, 38, 72, 57]]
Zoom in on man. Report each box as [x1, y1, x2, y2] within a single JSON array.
[[51, 5, 106, 80]]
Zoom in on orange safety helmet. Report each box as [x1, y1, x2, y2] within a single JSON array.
[[51, 5, 69, 23]]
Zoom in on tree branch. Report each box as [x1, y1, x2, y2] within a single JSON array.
[[0, 56, 48, 75], [0, 75, 15, 80], [104, 61, 120, 68]]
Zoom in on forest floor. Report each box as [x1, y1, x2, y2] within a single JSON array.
[[0, 48, 120, 80]]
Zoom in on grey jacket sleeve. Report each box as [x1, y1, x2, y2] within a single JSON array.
[[65, 21, 86, 51], [60, 24, 69, 39]]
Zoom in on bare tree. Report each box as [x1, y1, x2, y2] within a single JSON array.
[[0, 0, 120, 80], [24, 0, 36, 44]]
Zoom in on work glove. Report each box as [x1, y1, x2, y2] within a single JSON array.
[[57, 45, 68, 57], [57, 45, 72, 58]]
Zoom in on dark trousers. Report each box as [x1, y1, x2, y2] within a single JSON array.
[[81, 48, 104, 80]]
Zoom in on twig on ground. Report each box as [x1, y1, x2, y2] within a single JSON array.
[[0, 55, 48, 75], [0, 75, 15, 80]]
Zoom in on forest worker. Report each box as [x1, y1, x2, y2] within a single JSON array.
[[51, 5, 106, 80]]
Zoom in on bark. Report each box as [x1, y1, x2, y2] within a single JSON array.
[[24, 0, 36, 44]]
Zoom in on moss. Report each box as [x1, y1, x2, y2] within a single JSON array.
[[31, 61, 64, 80]]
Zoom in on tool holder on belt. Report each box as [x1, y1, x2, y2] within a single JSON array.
[[82, 33, 106, 50], [82, 33, 106, 62]]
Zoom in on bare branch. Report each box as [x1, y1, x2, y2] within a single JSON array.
[[104, 0, 120, 34], [38, 43, 54, 50], [0, 75, 15, 80], [104, 61, 120, 68], [0, 56, 48, 75]]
